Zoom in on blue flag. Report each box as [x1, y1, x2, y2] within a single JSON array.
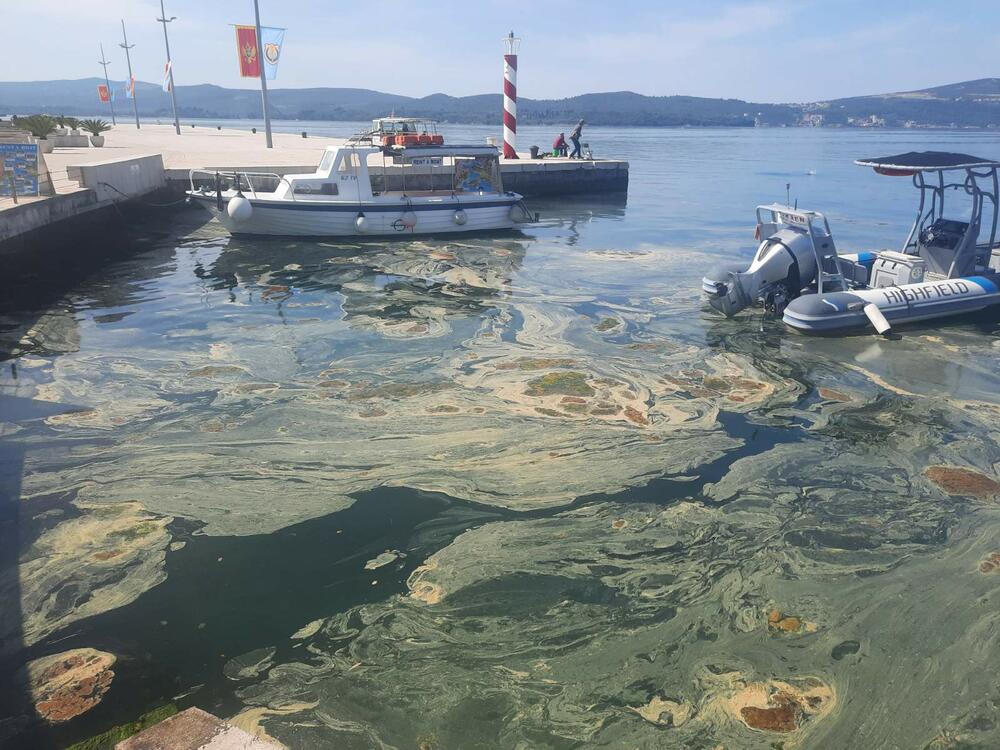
[[260, 27, 285, 81]]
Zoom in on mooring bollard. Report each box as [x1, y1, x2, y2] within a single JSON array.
[[301, 131, 307, 138], [252, 128, 257, 134]]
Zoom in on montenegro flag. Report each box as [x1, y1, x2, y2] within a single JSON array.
[[235, 25, 260, 78]]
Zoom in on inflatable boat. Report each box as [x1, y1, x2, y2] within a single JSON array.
[[702, 152, 1000, 334]]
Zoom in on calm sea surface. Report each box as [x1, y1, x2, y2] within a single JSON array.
[[2, 124, 1000, 749]]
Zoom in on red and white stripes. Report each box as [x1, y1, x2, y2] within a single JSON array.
[[503, 32, 519, 159]]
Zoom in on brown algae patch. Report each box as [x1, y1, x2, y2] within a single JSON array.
[[623, 406, 649, 426], [726, 677, 835, 733], [767, 609, 819, 635], [658, 354, 790, 412], [818, 387, 854, 403], [23, 648, 116, 722], [925, 466, 1000, 498], [978, 553, 1000, 574]]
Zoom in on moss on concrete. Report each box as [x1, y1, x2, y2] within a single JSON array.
[[66, 704, 178, 750]]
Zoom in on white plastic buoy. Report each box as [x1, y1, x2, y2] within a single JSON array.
[[453, 209, 468, 226], [355, 213, 369, 234], [400, 211, 417, 230], [509, 203, 529, 223], [863, 303, 892, 335], [226, 195, 253, 222]]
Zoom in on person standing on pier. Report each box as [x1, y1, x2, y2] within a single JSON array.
[[569, 119, 585, 159]]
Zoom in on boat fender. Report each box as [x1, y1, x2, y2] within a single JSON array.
[[863, 303, 892, 335], [227, 195, 253, 222], [509, 203, 528, 223], [453, 209, 468, 226], [355, 212, 369, 234]]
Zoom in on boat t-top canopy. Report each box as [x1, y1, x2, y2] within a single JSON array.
[[856, 151, 1000, 175]]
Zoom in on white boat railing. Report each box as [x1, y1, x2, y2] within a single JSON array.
[[188, 169, 297, 201]]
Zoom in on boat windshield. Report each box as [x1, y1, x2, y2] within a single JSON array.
[[318, 150, 336, 173]]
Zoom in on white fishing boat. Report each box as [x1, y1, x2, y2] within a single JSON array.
[[702, 152, 1000, 334], [187, 119, 534, 238]]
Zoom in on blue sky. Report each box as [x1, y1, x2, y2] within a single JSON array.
[[5, 0, 1000, 101]]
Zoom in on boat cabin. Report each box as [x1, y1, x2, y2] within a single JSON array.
[[273, 143, 505, 202]]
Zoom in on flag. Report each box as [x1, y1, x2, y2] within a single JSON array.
[[235, 25, 260, 78], [123, 77, 135, 99], [97, 84, 110, 103], [260, 27, 285, 80], [162, 61, 173, 92]]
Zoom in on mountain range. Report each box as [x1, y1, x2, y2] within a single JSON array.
[[2, 78, 1000, 128]]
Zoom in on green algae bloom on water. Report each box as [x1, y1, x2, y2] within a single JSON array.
[[525, 371, 595, 397], [5, 128, 1000, 750]]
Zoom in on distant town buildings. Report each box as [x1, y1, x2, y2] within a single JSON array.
[[846, 114, 886, 128]]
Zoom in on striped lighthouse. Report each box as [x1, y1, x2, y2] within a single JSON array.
[[502, 31, 520, 159]]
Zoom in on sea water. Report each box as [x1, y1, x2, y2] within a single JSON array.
[[1, 126, 999, 749]]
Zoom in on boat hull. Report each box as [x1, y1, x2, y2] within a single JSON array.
[[189, 193, 521, 237], [782, 275, 1000, 333]]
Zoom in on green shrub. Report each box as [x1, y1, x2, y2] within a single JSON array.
[[81, 119, 112, 136], [17, 114, 57, 139]]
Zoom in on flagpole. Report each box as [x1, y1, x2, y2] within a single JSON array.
[[119, 20, 140, 130], [98, 43, 117, 125], [157, 0, 181, 135], [252, 0, 273, 148]]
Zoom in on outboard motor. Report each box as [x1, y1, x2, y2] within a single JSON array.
[[702, 227, 818, 317]]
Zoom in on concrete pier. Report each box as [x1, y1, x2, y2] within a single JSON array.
[[1, 124, 628, 250], [115, 707, 282, 750]]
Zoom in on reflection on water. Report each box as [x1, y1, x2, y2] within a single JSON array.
[[1, 128, 1000, 749]]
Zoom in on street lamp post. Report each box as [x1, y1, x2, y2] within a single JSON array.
[[97, 43, 117, 125], [119, 20, 140, 129], [157, 0, 181, 135]]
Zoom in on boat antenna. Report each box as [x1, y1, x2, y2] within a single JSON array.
[[786, 182, 790, 207]]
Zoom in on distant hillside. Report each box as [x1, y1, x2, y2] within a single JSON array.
[[807, 78, 1000, 128], [0, 78, 794, 127], [2, 77, 1000, 128]]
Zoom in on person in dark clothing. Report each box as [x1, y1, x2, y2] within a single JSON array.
[[553, 132, 568, 157], [569, 119, 584, 159]]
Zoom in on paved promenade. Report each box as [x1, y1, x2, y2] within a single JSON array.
[[44, 123, 336, 175]]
